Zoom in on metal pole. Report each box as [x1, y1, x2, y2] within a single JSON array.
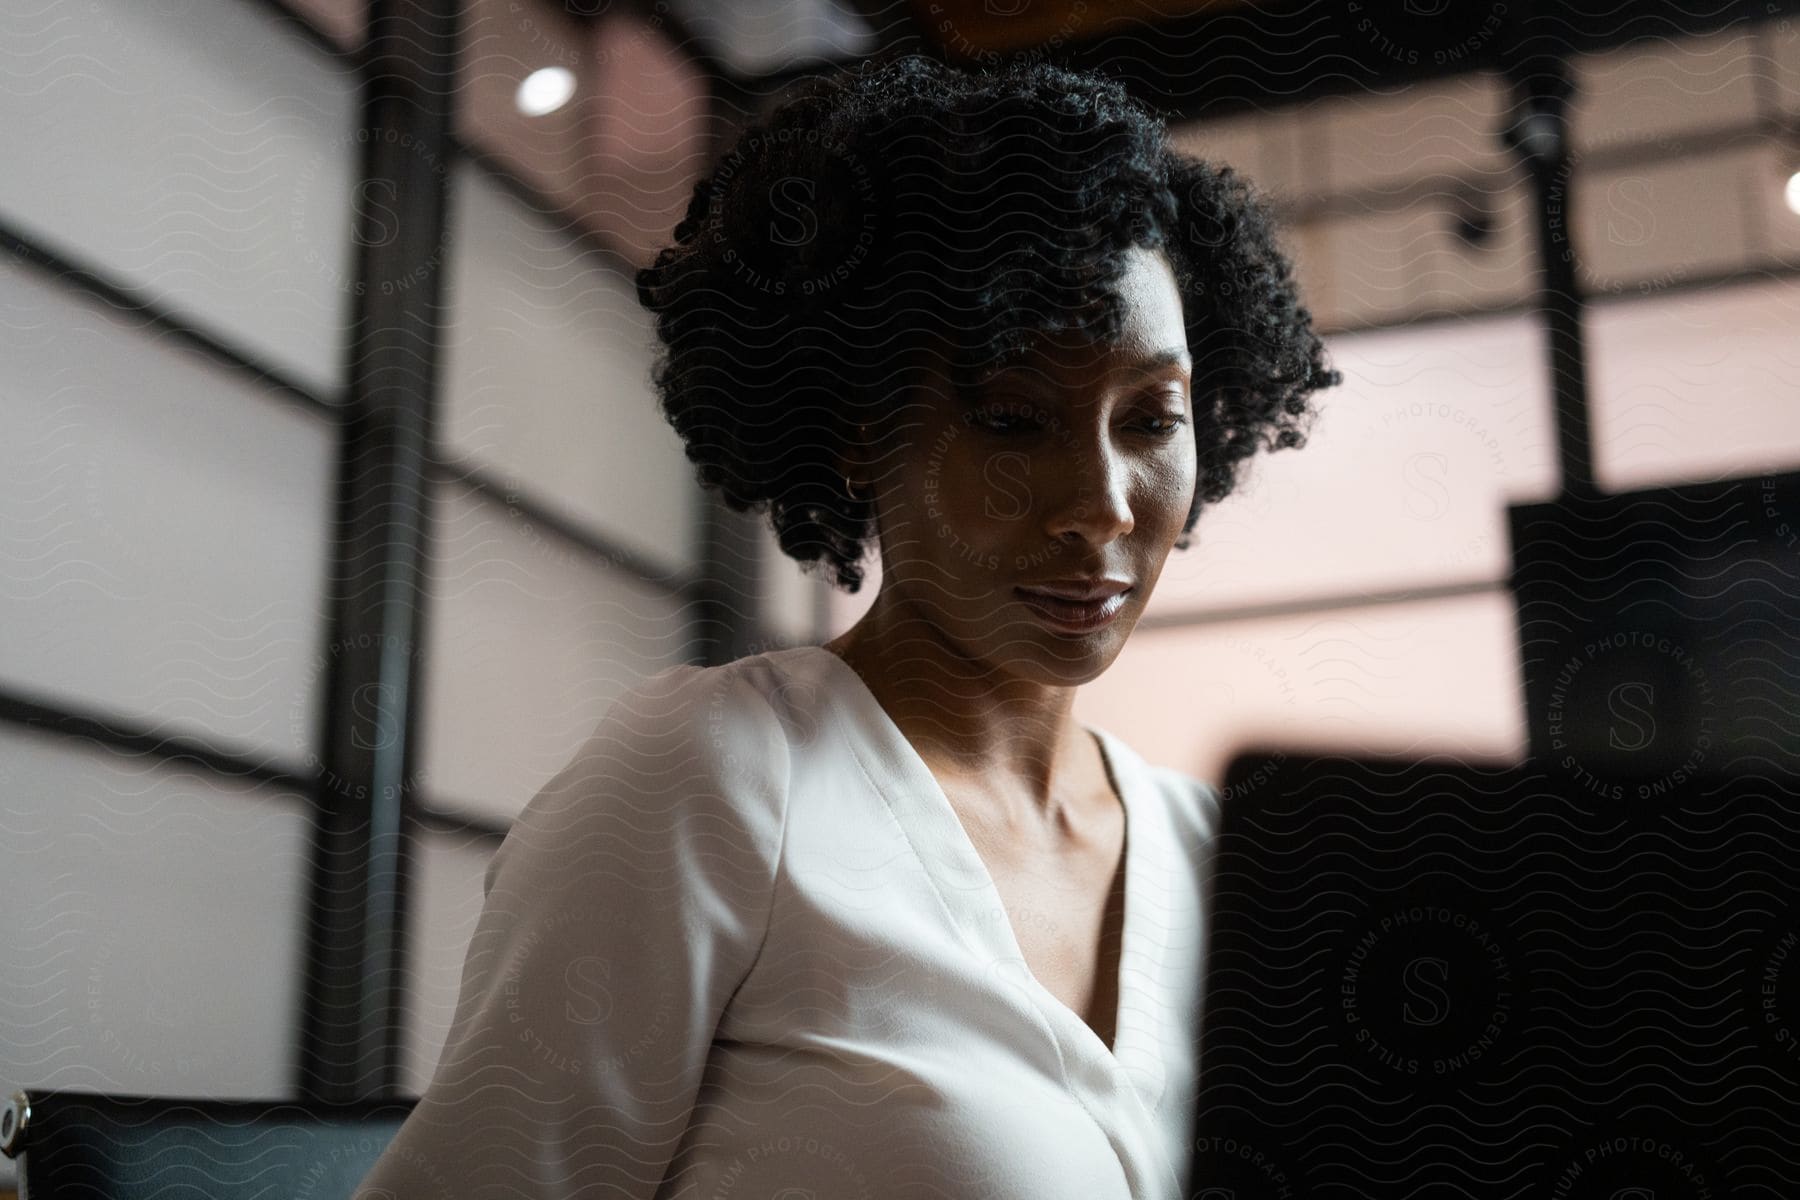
[[295, 0, 457, 1102]]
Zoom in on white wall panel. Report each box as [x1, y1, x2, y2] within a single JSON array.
[[1152, 314, 1558, 616], [0, 0, 359, 397], [1276, 220, 1337, 330], [1317, 205, 1440, 327], [1316, 73, 1512, 195], [1080, 590, 1528, 791], [421, 479, 693, 823], [575, 12, 713, 269], [1573, 145, 1762, 292], [1165, 108, 1310, 203], [0, 724, 311, 1105], [440, 163, 700, 576], [0, 256, 335, 765], [1298, 174, 1535, 330], [1586, 276, 1800, 491], [1569, 28, 1764, 150], [399, 830, 496, 1096], [1411, 174, 1536, 313], [760, 521, 827, 649], [1774, 18, 1800, 116]]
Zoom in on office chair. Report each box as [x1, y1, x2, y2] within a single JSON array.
[[1, 1088, 415, 1199]]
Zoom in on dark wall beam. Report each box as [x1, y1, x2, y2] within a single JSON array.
[[0, 687, 314, 795], [295, 0, 459, 1104], [682, 70, 776, 667], [690, 498, 767, 666], [1502, 27, 1595, 500], [428, 455, 699, 597], [0, 221, 341, 418], [0, 680, 513, 847]]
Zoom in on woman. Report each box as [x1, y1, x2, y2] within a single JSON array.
[[358, 52, 1338, 1200]]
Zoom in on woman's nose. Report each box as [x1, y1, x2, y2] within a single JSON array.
[[1043, 439, 1134, 544]]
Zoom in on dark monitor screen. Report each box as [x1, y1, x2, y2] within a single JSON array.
[[1191, 749, 1798, 1199]]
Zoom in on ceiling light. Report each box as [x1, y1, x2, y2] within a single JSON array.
[[516, 66, 576, 117]]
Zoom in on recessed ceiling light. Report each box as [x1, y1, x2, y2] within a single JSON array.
[[516, 66, 576, 117], [1785, 169, 1800, 218]]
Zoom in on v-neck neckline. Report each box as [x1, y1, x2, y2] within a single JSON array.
[[807, 643, 1148, 1070]]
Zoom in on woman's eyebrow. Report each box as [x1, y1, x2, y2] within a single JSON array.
[[1130, 347, 1193, 377]]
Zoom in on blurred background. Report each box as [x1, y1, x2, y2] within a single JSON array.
[[2, 0, 1799, 1192]]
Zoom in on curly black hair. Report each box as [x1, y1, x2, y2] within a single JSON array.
[[635, 52, 1342, 594]]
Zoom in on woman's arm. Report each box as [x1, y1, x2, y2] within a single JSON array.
[[354, 661, 790, 1198]]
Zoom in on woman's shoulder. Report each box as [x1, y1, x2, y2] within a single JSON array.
[[539, 644, 844, 819], [579, 644, 825, 749], [492, 652, 811, 891], [586, 643, 830, 757]]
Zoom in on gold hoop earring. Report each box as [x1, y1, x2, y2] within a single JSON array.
[[844, 424, 871, 501]]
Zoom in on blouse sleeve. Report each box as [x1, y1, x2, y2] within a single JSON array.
[[354, 661, 791, 1199]]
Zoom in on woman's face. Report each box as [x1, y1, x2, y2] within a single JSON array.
[[859, 243, 1199, 685]]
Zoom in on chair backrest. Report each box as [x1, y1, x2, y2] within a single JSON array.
[[1, 1088, 416, 1200]]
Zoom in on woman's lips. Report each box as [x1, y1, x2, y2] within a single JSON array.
[[1014, 587, 1131, 633]]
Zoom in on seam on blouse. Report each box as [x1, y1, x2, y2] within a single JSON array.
[[721, 659, 795, 1015]]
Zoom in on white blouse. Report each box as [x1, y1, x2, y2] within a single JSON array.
[[356, 643, 1222, 1200]]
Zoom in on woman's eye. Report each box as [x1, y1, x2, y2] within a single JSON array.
[[967, 404, 1187, 437]]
